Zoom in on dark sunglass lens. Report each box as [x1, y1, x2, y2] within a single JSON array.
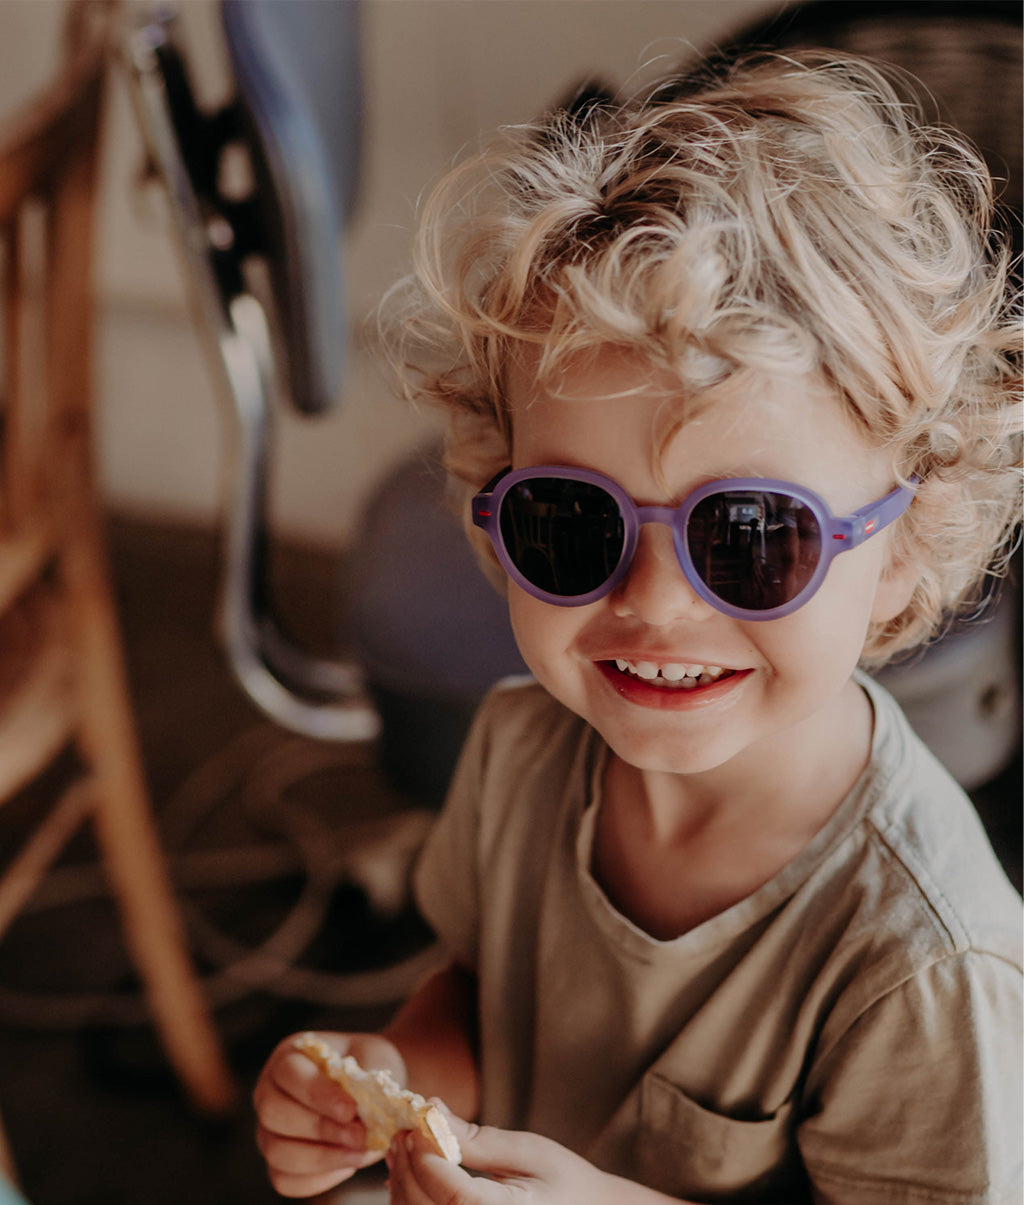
[[499, 478, 624, 597], [687, 490, 821, 610]]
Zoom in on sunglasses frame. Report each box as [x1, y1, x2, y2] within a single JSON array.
[[472, 465, 916, 620]]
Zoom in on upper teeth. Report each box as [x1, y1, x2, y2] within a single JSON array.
[[615, 659, 725, 684]]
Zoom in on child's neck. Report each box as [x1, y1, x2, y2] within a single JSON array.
[[593, 677, 874, 940]]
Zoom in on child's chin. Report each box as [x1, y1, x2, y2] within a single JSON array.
[[600, 725, 743, 778]]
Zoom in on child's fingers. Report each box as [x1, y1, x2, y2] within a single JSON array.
[[256, 1125, 369, 1176], [263, 1165, 360, 1200], [385, 1132, 460, 1205], [257, 1125, 382, 1199], [254, 1038, 359, 1126], [389, 1131, 506, 1205], [429, 1105, 541, 1179], [256, 1081, 365, 1146]]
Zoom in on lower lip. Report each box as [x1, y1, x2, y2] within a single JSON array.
[[595, 662, 751, 710]]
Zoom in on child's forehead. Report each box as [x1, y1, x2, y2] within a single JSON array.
[[505, 342, 894, 500], [509, 342, 711, 406], [506, 342, 812, 433]]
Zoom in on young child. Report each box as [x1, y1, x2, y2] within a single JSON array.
[[254, 51, 1022, 1203]]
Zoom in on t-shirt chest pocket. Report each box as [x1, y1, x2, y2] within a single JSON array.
[[636, 1073, 803, 1203]]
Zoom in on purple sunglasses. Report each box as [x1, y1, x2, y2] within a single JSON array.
[[472, 465, 915, 620]]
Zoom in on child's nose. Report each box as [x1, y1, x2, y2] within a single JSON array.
[[610, 524, 717, 626]]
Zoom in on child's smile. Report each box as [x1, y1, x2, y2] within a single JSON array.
[[503, 345, 918, 801], [597, 658, 749, 707], [611, 661, 733, 689]]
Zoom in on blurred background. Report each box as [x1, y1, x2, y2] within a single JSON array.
[[0, 2, 1017, 1204], [0, 0, 776, 549]]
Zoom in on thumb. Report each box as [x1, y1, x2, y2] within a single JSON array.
[[396, 1109, 511, 1205], [435, 1105, 555, 1178]]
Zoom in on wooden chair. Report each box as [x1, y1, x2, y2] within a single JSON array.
[[0, 0, 235, 1169]]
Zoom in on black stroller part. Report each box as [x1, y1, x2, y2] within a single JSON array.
[[123, 4, 377, 742]]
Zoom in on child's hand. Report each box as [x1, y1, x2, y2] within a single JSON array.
[[384, 1108, 618, 1205], [253, 1030, 407, 1198]]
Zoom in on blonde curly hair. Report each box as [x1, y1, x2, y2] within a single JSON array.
[[382, 50, 1021, 666]]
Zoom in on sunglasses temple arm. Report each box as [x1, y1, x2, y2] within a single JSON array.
[[839, 480, 917, 548], [472, 467, 513, 530], [471, 494, 493, 531]]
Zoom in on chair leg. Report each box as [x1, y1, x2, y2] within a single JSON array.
[[0, 779, 92, 942], [90, 754, 237, 1114], [83, 615, 236, 1113], [62, 519, 235, 1114], [0, 1101, 18, 1192]]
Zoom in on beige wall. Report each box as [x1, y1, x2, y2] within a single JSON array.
[[1, 0, 777, 548]]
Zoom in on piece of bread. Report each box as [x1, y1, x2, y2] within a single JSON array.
[[293, 1032, 462, 1163]]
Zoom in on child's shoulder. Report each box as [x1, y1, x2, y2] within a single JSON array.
[[474, 674, 586, 751], [462, 675, 597, 808], [857, 674, 1021, 969]]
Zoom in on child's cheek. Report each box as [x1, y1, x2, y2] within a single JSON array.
[[508, 590, 592, 699]]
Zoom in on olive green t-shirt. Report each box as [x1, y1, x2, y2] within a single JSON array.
[[414, 674, 1022, 1202]]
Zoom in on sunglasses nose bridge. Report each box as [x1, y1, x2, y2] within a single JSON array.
[[633, 504, 688, 562], [611, 504, 715, 623], [634, 504, 680, 524], [630, 503, 693, 585], [633, 503, 683, 540]]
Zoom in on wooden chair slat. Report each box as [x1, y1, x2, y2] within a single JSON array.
[[0, 629, 75, 803], [0, 8, 236, 1165], [0, 522, 53, 615]]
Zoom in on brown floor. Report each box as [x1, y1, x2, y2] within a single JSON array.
[[0, 515, 1020, 1205], [0, 518, 425, 1205]]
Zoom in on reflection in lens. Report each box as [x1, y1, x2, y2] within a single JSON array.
[[688, 490, 821, 610], [500, 478, 624, 597]]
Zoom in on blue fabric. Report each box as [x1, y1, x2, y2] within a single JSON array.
[[220, 0, 362, 414], [0, 1175, 28, 1205]]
